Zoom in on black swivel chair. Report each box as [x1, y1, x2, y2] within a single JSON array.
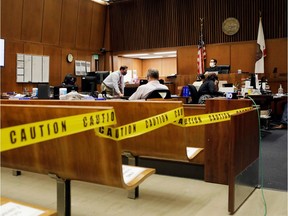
[[145, 89, 172, 100], [187, 84, 199, 104]]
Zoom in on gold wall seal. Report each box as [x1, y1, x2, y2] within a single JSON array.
[[222, 17, 240, 35]]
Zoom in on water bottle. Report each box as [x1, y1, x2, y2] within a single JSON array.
[[278, 84, 283, 94]]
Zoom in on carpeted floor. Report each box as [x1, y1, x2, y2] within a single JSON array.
[[261, 125, 287, 191]]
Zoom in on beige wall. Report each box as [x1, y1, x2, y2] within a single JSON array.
[[115, 56, 176, 77]]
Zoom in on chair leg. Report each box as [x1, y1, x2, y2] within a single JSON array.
[[12, 170, 21, 176], [49, 173, 71, 216], [122, 152, 139, 199]]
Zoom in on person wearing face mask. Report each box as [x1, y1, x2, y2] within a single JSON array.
[[197, 73, 225, 104], [206, 58, 219, 72], [101, 65, 128, 97]]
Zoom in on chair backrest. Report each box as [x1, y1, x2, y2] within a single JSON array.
[[145, 89, 171, 100], [188, 84, 199, 104]]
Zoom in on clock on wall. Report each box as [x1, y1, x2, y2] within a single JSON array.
[[222, 17, 240, 36], [67, 53, 74, 63]]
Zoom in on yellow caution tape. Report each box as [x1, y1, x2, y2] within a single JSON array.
[[0, 109, 116, 152], [174, 107, 253, 127], [1, 106, 254, 151], [95, 107, 184, 141]]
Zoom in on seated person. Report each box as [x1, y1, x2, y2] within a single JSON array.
[[198, 73, 224, 104], [273, 103, 287, 129], [62, 73, 77, 86], [129, 68, 168, 100], [205, 58, 219, 73], [192, 74, 205, 91]]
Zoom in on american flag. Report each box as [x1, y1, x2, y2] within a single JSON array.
[[197, 38, 206, 74], [197, 19, 206, 74]]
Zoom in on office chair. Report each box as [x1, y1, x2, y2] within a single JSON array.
[[145, 89, 171, 100], [187, 84, 199, 104]]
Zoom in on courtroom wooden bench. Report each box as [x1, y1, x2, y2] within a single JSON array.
[[1, 100, 203, 163], [1, 99, 260, 213], [0, 197, 57, 216], [1, 104, 155, 216], [0, 99, 256, 181]]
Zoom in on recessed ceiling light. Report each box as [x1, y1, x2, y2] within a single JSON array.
[[153, 51, 176, 55], [123, 53, 149, 57], [140, 56, 163, 59], [91, 0, 109, 5]]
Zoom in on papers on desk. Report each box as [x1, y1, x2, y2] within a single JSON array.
[[218, 87, 234, 94], [186, 147, 203, 160], [122, 165, 147, 184], [0, 202, 45, 216]]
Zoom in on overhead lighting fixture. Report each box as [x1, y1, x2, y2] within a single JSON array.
[[167, 55, 177, 58], [91, 0, 109, 5], [140, 56, 163, 59], [123, 53, 149, 57], [153, 51, 176, 55]]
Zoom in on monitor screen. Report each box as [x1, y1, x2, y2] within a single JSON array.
[[81, 76, 97, 94], [218, 65, 230, 74], [95, 71, 110, 84]]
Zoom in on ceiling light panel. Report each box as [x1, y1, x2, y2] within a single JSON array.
[[123, 53, 149, 57], [140, 56, 163, 59], [153, 51, 176, 55]]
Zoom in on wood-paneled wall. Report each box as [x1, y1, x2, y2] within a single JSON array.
[[113, 38, 287, 94], [108, 0, 286, 93], [1, 0, 107, 93], [176, 38, 287, 93], [109, 0, 287, 51], [1, 0, 287, 94]]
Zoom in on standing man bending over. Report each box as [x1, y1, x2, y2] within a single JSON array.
[[101, 65, 128, 97], [129, 68, 168, 100]]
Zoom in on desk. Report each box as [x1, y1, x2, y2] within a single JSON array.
[[247, 94, 273, 110], [0, 197, 57, 216], [271, 95, 287, 118], [248, 94, 287, 118]]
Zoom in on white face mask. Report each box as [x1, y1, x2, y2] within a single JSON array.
[[209, 62, 216, 67]]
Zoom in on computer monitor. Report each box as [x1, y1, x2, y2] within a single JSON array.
[[124, 86, 138, 97], [95, 71, 110, 84], [81, 75, 97, 95], [218, 65, 230, 74]]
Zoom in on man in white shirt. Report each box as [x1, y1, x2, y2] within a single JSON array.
[[101, 66, 128, 97], [129, 68, 168, 100]]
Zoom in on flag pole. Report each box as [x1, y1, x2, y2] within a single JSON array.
[[197, 18, 206, 74], [200, 18, 205, 67]]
